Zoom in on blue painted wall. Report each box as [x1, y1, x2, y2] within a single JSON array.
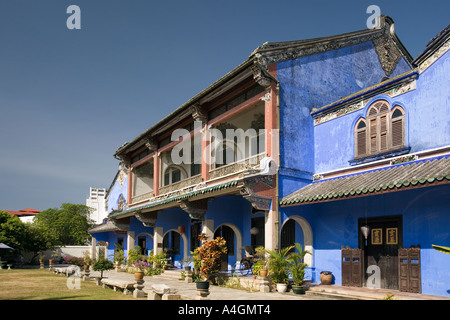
[[314, 50, 449, 174], [277, 40, 411, 197], [107, 176, 128, 213], [155, 207, 190, 267], [206, 195, 253, 269], [281, 184, 450, 297]]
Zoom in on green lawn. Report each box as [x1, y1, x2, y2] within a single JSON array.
[[0, 268, 143, 300]]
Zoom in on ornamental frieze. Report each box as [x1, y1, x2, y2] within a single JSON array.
[[314, 79, 416, 126], [419, 39, 449, 73]]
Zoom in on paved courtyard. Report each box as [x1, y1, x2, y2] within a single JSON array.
[[84, 267, 448, 300]]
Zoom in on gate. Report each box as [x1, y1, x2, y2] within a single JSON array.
[[398, 246, 421, 293], [341, 246, 363, 287]]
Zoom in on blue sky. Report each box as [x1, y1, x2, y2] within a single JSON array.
[[0, 0, 448, 211]]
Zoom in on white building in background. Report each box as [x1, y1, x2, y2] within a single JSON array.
[[86, 187, 107, 224]]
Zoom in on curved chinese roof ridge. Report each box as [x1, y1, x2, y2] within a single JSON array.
[[280, 156, 450, 206]]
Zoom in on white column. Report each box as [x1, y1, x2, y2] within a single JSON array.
[[90, 237, 97, 260], [154, 227, 163, 255], [202, 219, 214, 240], [265, 210, 277, 251], [127, 231, 135, 253]]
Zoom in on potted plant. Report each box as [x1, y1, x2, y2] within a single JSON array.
[[92, 258, 114, 285], [265, 245, 294, 293], [133, 260, 149, 281], [195, 233, 227, 289], [39, 252, 45, 268], [113, 243, 125, 270], [83, 251, 93, 271], [49, 251, 59, 266], [147, 250, 168, 270], [252, 246, 268, 277], [288, 243, 312, 294], [181, 256, 193, 271]]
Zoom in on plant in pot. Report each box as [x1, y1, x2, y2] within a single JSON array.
[[83, 250, 93, 271], [147, 250, 168, 271], [181, 256, 193, 271], [113, 243, 125, 271], [265, 245, 294, 293], [252, 246, 268, 277], [49, 251, 59, 266], [287, 243, 312, 294], [39, 252, 45, 268], [132, 260, 150, 281], [195, 233, 227, 290], [92, 258, 114, 285]]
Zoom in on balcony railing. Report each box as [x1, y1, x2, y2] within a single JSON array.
[[159, 174, 203, 195], [131, 191, 154, 204], [209, 153, 265, 180]]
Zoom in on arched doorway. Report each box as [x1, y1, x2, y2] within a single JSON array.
[[162, 229, 188, 268], [280, 216, 313, 267], [214, 223, 243, 270], [136, 232, 153, 256]]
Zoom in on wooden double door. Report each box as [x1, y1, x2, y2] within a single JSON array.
[[358, 216, 402, 290]]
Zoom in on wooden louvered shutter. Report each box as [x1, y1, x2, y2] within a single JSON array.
[[391, 108, 405, 148], [356, 120, 367, 157], [380, 115, 388, 151], [370, 118, 377, 153]]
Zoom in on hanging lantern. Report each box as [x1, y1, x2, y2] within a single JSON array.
[[178, 225, 185, 234], [361, 225, 370, 245], [250, 227, 259, 235]]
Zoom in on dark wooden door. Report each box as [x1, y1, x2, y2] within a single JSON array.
[[359, 216, 402, 290], [399, 247, 421, 293], [342, 247, 363, 287]]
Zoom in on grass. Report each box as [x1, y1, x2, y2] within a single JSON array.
[[0, 268, 143, 300]]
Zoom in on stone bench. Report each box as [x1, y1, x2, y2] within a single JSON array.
[[101, 278, 136, 295], [147, 284, 180, 300], [53, 266, 79, 277]]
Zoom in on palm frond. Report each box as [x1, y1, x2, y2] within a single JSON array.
[[432, 244, 450, 254]]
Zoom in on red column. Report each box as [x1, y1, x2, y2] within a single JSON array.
[[153, 154, 160, 196], [201, 126, 210, 182]]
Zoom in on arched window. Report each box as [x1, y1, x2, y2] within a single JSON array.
[[355, 119, 367, 158], [163, 165, 186, 186], [391, 107, 405, 148], [355, 101, 405, 158]]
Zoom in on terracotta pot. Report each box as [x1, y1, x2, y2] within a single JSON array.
[[259, 269, 268, 278], [320, 271, 332, 285], [134, 271, 145, 281]]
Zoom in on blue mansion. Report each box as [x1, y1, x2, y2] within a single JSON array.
[[89, 17, 450, 297]]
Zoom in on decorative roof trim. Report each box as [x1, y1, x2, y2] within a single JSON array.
[[280, 156, 450, 206], [311, 69, 418, 124], [109, 180, 239, 219]]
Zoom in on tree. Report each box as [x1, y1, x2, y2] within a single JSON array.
[[0, 211, 27, 254], [34, 203, 94, 246], [92, 259, 114, 278], [194, 234, 227, 282], [0, 210, 59, 263], [23, 223, 58, 263]]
